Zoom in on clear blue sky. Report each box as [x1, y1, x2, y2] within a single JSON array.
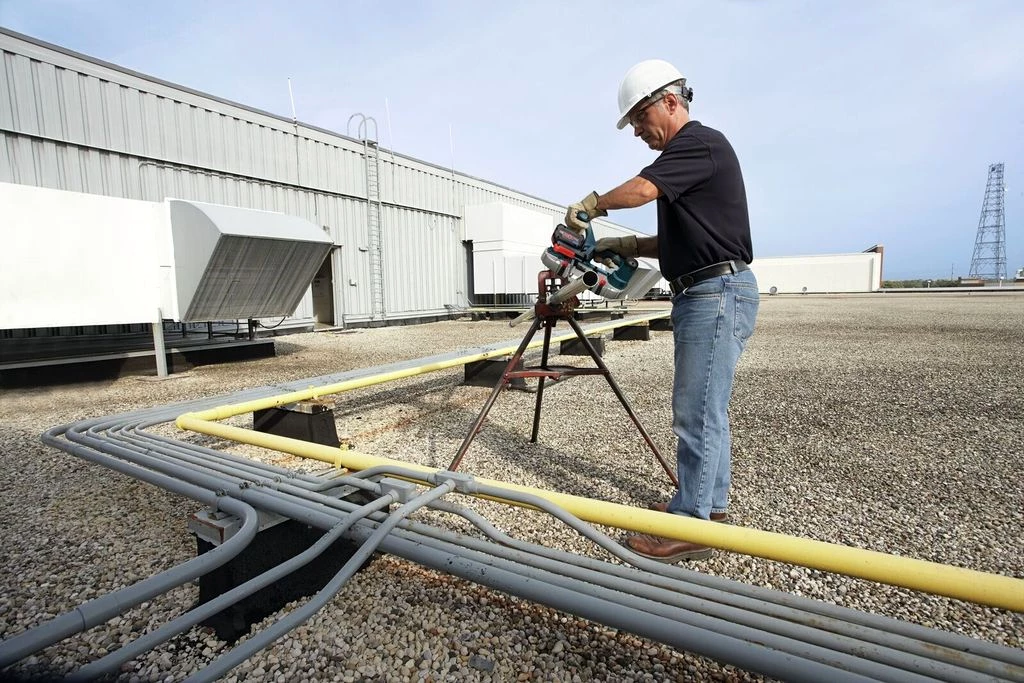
[[3, 0, 1022, 279]]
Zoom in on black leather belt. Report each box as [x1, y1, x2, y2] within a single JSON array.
[[669, 260, 750, 295]]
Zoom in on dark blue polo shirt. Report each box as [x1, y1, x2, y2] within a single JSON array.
[[638, 120, 753, 280]]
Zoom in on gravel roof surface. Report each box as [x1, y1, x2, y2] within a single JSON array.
[[1, 292, 1022, 682]]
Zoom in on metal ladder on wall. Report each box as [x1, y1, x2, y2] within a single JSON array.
[[348, 114, 385, 320]]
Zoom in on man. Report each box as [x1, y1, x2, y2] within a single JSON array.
[[565, 59, 759, 562]]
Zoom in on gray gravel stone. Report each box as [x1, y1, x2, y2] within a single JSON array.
[[1, 293, 1022, 681]]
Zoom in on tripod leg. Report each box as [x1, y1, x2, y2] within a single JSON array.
[[447, 316, 542, 471], [529, 317, 555, 442], [566, 317, 678, 487]]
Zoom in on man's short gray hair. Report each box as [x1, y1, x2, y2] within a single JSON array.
[[658, 82, 689, 111]]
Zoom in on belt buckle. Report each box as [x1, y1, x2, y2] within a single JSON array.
[[672, 274, 694, 295]]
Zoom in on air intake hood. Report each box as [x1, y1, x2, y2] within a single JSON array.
[[167, 200, 333, 322]]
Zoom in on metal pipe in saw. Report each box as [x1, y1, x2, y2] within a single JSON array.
[[510, 270, 599, 327], [547, 270, 599, 305]]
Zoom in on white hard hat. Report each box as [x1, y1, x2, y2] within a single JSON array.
[[616, 59, 689, 130]]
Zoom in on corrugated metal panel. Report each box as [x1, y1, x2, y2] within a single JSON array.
[[0, 29, 598, 332], [1, 32, 572, 218], [1, 48, 368, 197], [187, 236, 329, 321], [328, 199, 374, 323], [380, 207, 466, 318]]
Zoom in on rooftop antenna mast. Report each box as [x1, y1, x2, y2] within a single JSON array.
[[968, 162, 1007, 281], [287, 78, 298, 123]]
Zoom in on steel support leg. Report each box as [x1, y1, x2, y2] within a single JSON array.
[[565, 316, 678, 487], [529, 318, 555, 443], [447, 316, 543, 471], [450, 313, 675, 488]]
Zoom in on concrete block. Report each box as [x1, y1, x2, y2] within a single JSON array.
[[613, 322, 651, 341], [464, 357, 527, 390], [560, 335, 606, 356], [196, 515, 374, 642], [650, 317, 673, 332], [253, 401, 339, 447]]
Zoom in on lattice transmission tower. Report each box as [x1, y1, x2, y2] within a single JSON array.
[[969, 163, 1007, 280]]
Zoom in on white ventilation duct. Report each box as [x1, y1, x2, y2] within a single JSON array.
[[0, 183, 332, 329], [167, 200, 332, 322]]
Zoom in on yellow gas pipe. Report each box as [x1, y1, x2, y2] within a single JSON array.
[[174, 311, 1024, 613], [191, 314, 666, 423], [175, 413, 1024, 613]]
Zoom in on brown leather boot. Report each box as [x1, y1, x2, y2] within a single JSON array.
[[625, 533, 712, 562], [649, 501, 729, 523]]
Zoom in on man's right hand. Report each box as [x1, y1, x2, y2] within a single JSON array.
[[595, 235, 639, 258], [565, 191, 607, 233]]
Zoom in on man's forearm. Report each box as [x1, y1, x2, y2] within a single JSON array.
[[595, 176, 661, 211], [593, 177, 660, 258]]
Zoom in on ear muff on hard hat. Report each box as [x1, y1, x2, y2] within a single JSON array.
[[616, 59, 693, 130]]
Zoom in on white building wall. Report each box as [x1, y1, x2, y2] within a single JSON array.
[[464, 203, 555, 295], [0, 28, 594, 329], [750, 253, 882, 294], [0, 182, 164, 328]]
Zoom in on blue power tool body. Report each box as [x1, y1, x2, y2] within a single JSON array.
[[541, 222, 639, 299]]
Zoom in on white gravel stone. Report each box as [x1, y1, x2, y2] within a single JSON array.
[[1, 294, 1022, 681]]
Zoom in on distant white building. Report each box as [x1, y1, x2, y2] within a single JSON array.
[[749, 246, 884, 295]]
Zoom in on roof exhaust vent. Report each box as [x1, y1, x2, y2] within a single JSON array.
[[168, 200, 332, 322]]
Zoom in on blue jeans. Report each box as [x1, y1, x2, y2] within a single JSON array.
[[666, 268, 759, 519]]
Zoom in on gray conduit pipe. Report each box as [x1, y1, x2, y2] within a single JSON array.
[[268, 457, 1024, 678], [268, 465, 1024, 677], [0, 431, 259, 670], [131, 422, 377, 496], [129, 413, 343, 486], [112, 425, 381, 507], [418, 501, 1024, 681], [65, 421, 322, 508], [418, 490, 1013, 682], [135, 428, 362, 493], [69, 493, 398, 681], [46, 447, 905, 683], [296, 505, 987, 683], [51, 423, 1011, 679], [185, 480, 458, 683], [129, 426, 328, 487], [59, 419, 1024, 679], [464, 483, 1024, 676], [41, 423, 1024, 679], [279, 467, 1023, 681], [346, 485, 980, 682], [63, 428, 358, 533], [343, 522, 875, 683], [57, 421, 1024, 677]]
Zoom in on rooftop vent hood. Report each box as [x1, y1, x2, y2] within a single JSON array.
[[168, 200, 333, 322]]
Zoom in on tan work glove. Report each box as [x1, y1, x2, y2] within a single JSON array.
[[565, 191, 607, 233], [595, 235, 639, 258]]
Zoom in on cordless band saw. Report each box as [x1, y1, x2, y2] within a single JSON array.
[[541, 221, 639, 299]]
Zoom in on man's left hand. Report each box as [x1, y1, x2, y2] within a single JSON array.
[[565, 191, 607, 232]]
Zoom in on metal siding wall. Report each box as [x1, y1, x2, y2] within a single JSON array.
[[380, 207, 466, 317], [321, 195, 373, 323], [1, 49, 369, 197], [1, 32, 577, 330]]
